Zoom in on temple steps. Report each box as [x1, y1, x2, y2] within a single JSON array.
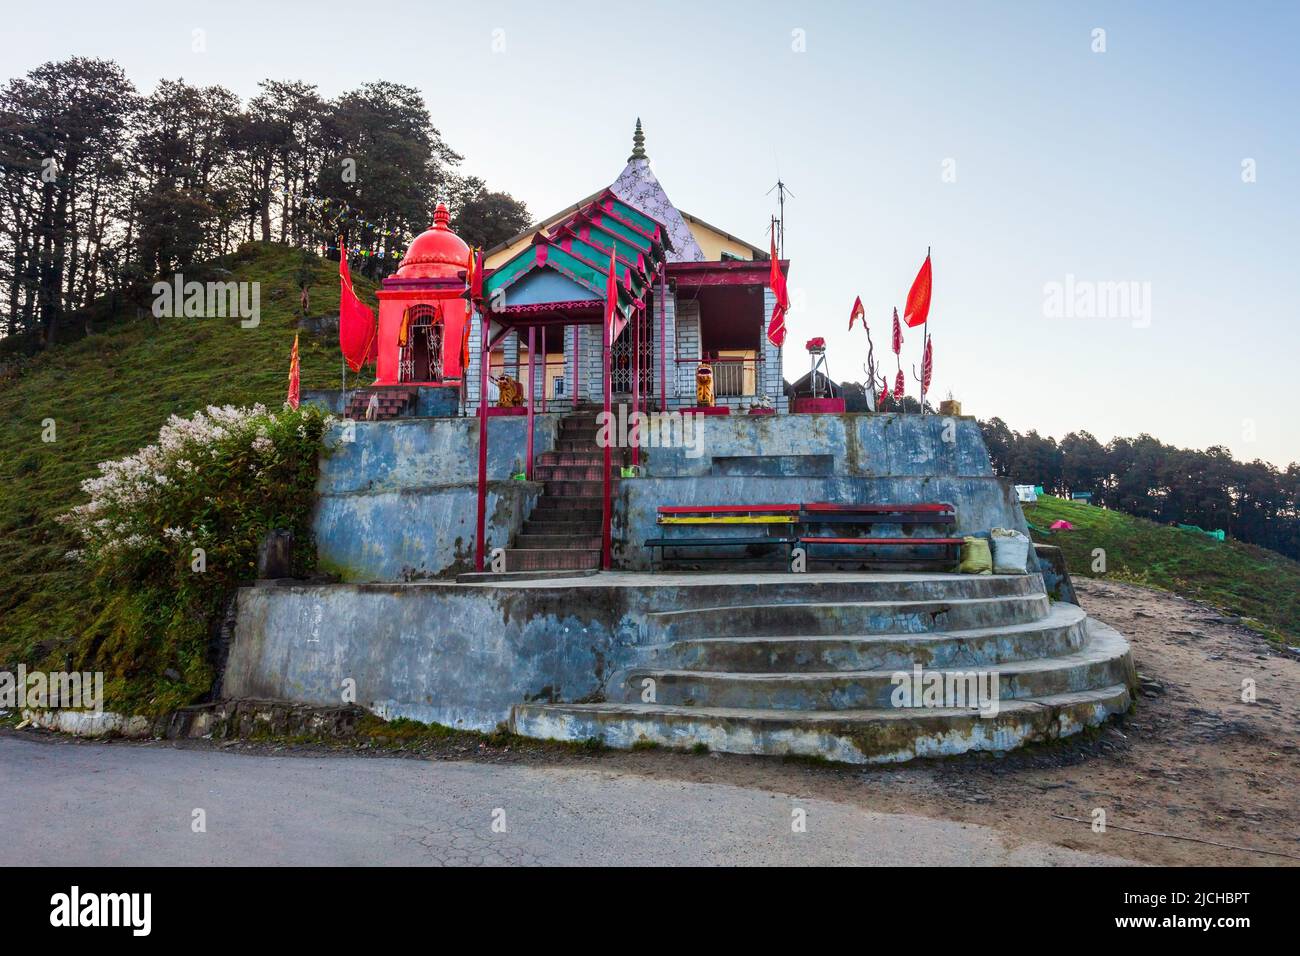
[[645, 594, 1052, 641], [544, 479, 619, 497], [502, 548, 601, 572], [344, 387, 419, 420], [533, 465, 619, 482], [645, 602, 1089, 673], [514, 534, 603, 550], [505, 570, 1137, 763], [614, 624, 1133, 711], [502, 408, 609, 572], [510, 682, 1134, 765]]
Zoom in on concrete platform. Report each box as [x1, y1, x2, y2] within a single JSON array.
[[224, 570, 1136, 763]]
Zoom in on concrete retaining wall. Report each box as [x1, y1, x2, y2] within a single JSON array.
[[310, 411, 1031, 578], [223, 581, 645, 730], [315, 415, 559, 580]]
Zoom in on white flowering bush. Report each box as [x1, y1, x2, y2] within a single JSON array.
[[60, 403, 331, 713]]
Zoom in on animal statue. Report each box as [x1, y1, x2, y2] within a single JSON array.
[[695, 360, 714, 407], [495, 373, 524, 408]]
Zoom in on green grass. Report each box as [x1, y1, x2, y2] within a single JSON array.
[[0, 243, 377, 677], [1025, 495, 1300, 644]]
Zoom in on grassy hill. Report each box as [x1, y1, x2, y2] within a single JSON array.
[[1025, 495, 1299, 644], [0, 243, 377, 673]]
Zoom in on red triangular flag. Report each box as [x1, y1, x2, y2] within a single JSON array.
[[766, 231, 788, 347], [286, 334, 300, 410], [606, 245, 626, 345], [877, 376, 889, 408], [921, 336, 933, 392], [904, 252, 932, 328], [891, 307, 903, 355], [338, 243, 377, 372], [848, 296, 865, 330], [893, 369, 905, 401]]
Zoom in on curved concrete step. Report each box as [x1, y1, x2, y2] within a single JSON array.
[[646, 593, 1052, 641], [651, 602, 1089, 673], [618, 621, 1132, 710], [511, 682, 1134, 765], [636, 572, 1046, 613]]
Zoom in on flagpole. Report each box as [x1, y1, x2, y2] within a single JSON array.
[[923, 246, 930, 414]]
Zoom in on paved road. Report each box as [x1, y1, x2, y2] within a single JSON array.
[[0, 735, 1125, 866]]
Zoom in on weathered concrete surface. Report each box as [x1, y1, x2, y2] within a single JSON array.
[[1035, 544, 1081, 605], [222, 573, 1047, 728], [642, 412, 996, 479], [309, 412, 1033, 578], [514, 681, 1134, 765], [315, 415, 560, 580], [0, 735, 1131, 865], [223, 579, 643, 730]]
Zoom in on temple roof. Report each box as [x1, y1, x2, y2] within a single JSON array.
[[485, 120, 764, 266], [611, 119, 704, 262], [483, 190, 670, 323]]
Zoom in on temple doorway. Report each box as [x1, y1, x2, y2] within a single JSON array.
[[610, 320, 654, 399], [398, 305, 445, 383]]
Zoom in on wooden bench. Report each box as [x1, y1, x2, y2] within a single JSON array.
[[645, 505, 798, 565], [793, 503, 960, 570]]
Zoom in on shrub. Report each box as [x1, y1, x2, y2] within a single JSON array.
[[59, 403, 331, 713]]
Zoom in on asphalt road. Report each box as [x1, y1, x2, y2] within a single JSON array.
[[1, 735, 1126, 866]]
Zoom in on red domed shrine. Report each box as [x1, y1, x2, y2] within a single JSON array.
[[374, 203, 471, 386]]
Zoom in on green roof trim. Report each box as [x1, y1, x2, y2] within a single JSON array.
[[481, 189, 668, 323]]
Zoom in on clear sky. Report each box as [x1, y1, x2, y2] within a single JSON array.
[[6, 0, 1297, 466]]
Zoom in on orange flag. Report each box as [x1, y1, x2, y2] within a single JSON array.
[[286, 334, 300, 410], [767, 231, 789, 347], [848, 295, 865, 330], [904, 251, 932, 328], [338, 242, 377, 371], [606, 244, 626, 345]]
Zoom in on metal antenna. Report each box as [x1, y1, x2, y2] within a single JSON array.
[[766, 178, 794, 258]]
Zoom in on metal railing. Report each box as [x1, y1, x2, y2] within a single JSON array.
[[676, 355, 762, 397]]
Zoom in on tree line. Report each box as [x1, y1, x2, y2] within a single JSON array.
[[980, 419, 1300, 561], [0, 57, 532, 353]]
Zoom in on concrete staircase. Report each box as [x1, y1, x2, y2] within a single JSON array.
[[344, 386, 419, 420], [512, 573, 1136, 763], [501, 408, 625, 572]]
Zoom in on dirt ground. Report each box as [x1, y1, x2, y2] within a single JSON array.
[[8, 578, 1297, 866]]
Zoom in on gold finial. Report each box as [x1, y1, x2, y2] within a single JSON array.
[[629, 117, 647, 161]]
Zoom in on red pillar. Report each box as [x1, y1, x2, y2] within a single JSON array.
[[631, 304, 640, 469], [601, 312, 612, 570], [526, 326, 536, 480], [474, 308, 490, 572], [658, 265, 667, 412]]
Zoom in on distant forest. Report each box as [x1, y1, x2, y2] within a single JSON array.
[[980, 419, 1298, 562], [0, 57, 532, 354], [835, 382, 1297, 562]]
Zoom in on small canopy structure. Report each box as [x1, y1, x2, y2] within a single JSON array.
[[471, 189, 672, 570]]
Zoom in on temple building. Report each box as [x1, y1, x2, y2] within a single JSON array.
[[467, 120, 789, 414]]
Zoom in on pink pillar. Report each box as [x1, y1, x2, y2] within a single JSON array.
[[474, 308, 490, 572], [632, 304, 640, 469], [658, 266, 667, 412], [526, 326, 536, 480], [601, 311, 612, 570]]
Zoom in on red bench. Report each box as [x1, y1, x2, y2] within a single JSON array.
[[793, 503, 960, 570]]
